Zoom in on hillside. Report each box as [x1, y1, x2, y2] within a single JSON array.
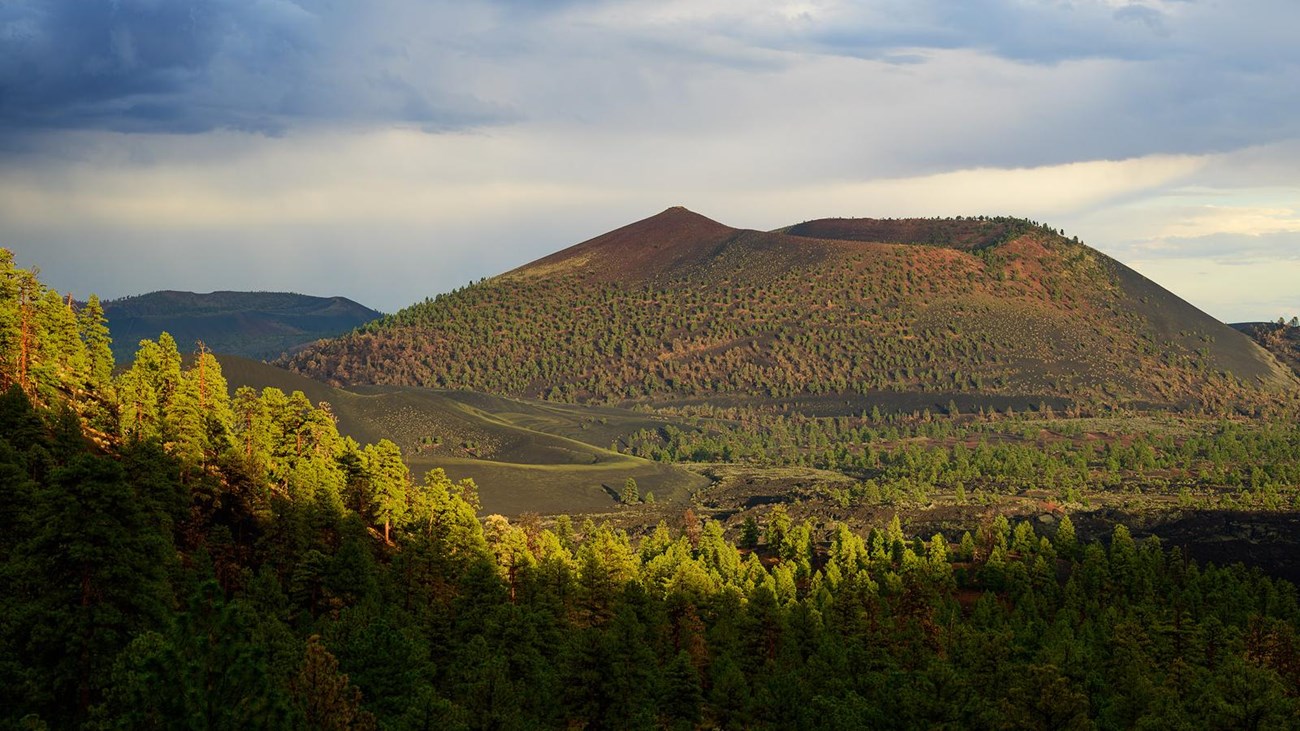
[[103, 290, 381, 363], [285, 208, 1295, 412], [214, 355, 708, 514]]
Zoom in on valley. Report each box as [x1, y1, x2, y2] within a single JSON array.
[[227, 337, 1300, 583], [262, 211, 1300, 581]]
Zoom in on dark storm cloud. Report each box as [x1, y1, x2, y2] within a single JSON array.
[[0, 0, 510, 143], [4, 0, 1297, 164], [1, 0, 301, 134]]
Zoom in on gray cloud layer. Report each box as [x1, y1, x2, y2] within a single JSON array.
[[0, 0, 511, 142], [3, 0, 1298, 160]]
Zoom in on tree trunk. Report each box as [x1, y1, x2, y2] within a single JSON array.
[[197, 345, 207, 409], [18, 279, 31, 393]]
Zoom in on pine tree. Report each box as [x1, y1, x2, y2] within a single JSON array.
[[232, 386, 272, 469], [117, 336, 183, 443], [116, 363, 160, 441], [366, 439, 409, 543], [193, 347, 233, 430], [37, 290, 86, 394], [173, 349, 233, 469], [887, 513, 906, 547], [10, 267, 39, 396], [621, 477, 639, 504], [77, 294, 113, 389], [292, 635, 377, 730], [739, 515, 760, 549], [103, 580, 294, 729], [959, 531, 977, 561], [170, 365, 206, 467], [0, 250, 21, 391], [765, 505, 791, 553], [1055, 514, 1077, 558]]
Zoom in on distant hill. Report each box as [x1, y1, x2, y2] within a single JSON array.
[[285, 207, 1295, 412], [103, 290, 381, 363], [1232, 321, 1300, 378]]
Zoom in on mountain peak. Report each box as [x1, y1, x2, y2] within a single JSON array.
[[291, 207, 1296, 408], [637, 205, 729, 230], [505, 206, 738, 282]]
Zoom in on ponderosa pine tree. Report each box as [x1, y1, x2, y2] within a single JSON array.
[[116, 336, 182, 442], [621, 477, 639, 504], [411, 468, 485, 552], [9, 266, 39, 396], [103, 578, 295, 729], [232, 385, 272, 470], [1055, 514, 1077, 557], [77, 294, 113, 389], [38, 290, 85, 394], [170, 363, 207, 469], [145, 333, 185, 440], [739, 515, 760, 549], [173, 349, 233, 470], [0, 251, 20, 392], [0, 261, 97, 404], [765, 504, 791, 553], [292, 635, 376, 731], [365, 439, 409, 543]]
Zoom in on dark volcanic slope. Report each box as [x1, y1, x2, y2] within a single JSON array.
[[507, 206, 834, 285], [286, 208, 1295, 411], [782, 216, 1284, 392], [104, 290, 381, 363], [513, 206, 740, 282]]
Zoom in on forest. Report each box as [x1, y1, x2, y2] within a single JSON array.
[[4, 248, 1300, 729], [622, 406, 1300, 511]]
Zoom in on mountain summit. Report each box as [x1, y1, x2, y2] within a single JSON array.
[[286, 209, 1294, 411], [504, 207, 750, 283]]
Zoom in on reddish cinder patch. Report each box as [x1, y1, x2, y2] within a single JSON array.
[[504, 207, 742, 283]]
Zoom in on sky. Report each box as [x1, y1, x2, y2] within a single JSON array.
[[1, 0, 1297, 322]]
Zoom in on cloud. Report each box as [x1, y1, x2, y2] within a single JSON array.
[[1149, 231, 1300, 264], [1054, 141, 1300, 264], [0, 0, 512, 142], [0, 125, 1216, 311], [1120, 257, 1300, 323], [710, 154, 1208, 228], [4, 0, 1299, 165]]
